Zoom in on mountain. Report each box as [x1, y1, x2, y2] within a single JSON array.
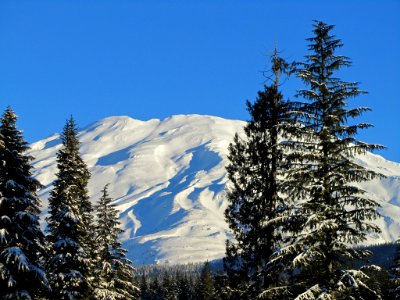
[[28, 114, 400, 265]]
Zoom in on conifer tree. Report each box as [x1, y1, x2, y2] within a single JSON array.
[[176, 272, 194, 300], [160, 271, 177, 300], [196, 261, 216, 300], [140, 273, 151, 300], [391, 239, 400, 299], [224, 52, 295, 298], [94, 184, 139, 300], [149, 276, 162, 300], [269, 21, 384, 299], [46, 116, 94, 299], [0, 107, 49, 299]]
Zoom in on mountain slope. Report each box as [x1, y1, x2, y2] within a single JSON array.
[[28, 115, 400, 265]]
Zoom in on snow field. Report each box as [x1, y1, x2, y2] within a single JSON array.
[[28, 114, 400, 265]]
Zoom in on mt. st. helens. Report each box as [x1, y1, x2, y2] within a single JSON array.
[[28, 114, 400, 265]]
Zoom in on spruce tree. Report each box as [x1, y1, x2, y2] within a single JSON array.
[[160, 271, 177, 300], [224, 52, 295, 298], [391, 239, 400, 298], [140, 273, 151, 300], [196, 261, 216, 300], [0, 107, 49, 299], [176, 273, 194, 300], [46, 116, 94, 299], [150, 276, 163, 300], [271, 21, 384, 299], [94, 184, 139, 300]]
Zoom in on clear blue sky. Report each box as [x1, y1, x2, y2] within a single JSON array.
[[0, 1, 399, 161]]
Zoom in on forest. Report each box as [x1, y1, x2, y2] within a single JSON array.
[[0, 21, 399, 300]]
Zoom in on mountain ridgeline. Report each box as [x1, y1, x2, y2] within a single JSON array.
[[28, 114, 400, 266]]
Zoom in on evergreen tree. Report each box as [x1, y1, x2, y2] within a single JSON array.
[[0, 107, 49, 299], [224, 52, 295, 298], [94, 184, 139, 299], [268, 21, 384, 299], [213, 272, 233, 300], [140, 273, 151, 300], [46, 116, 94, 299], [149, 276, 162, 300], [160, 271, 177, 300], [196, 261, 216, 300], [391, 239, 400, 299], [176, 272, 194, 300]]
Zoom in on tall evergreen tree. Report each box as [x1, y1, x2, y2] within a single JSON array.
[[224, 52, 295, 298], [94, 184, 139, 300], [0, 107, 49, 299], [46, 116, 94, 299], [269, 21, 384, 299]]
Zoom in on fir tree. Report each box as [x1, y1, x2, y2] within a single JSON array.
[[160, 271, 177, 300], [46, 116, 94, 299], [224, 52, 295, 298], [0, 107, 49, 299], [149, 276, 162, 300], [391, 239, 400, 299], [196, 261, 216, 300], [176, 272, 194, 300], [94, 184, 139, 300], [139, 272, 152, 300], [268, 21, 384, 299]]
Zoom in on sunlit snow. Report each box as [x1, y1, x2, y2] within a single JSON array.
[[28, 114, 400, 265]]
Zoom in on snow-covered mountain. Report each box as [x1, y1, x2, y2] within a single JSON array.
[[28, 115, 400, 265]]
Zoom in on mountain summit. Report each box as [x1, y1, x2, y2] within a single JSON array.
[[28, 115, 400, 265]]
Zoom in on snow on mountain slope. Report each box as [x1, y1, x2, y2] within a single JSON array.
[[28, 114, 400, 265]]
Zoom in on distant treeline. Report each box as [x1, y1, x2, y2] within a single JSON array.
[[134, 242, 398, 299]]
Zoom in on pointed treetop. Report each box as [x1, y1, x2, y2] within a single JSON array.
[[0, 107, 29, 153], [61, 115, 80, 149], [310, 20, 336, 41], [101, 183, 111, 197], [1, 106, 18, 125], [306, 20, 343, 56]]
